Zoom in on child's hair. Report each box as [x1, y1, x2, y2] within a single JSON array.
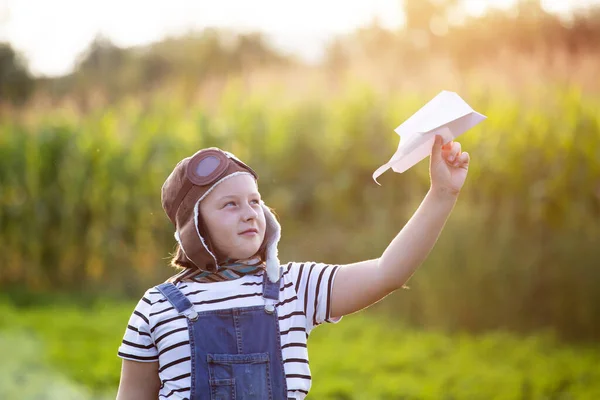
[[170, 244, 195, 271]]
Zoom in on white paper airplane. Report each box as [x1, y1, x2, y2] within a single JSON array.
[[373, 90, 486, 184]]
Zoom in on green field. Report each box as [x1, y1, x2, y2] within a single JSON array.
[[1, 300, 598, 399], [1, 82, 599, 340]]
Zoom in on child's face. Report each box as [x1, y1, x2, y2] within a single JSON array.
[[200, 174, 266, 261]]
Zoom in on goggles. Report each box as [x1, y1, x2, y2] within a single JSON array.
[[167, 148, 258, 222]]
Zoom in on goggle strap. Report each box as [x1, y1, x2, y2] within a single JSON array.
[[168, 151, 257, 224]]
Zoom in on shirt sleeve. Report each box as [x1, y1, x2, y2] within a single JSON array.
[[288, 262, 343, 334], [117, 289, 159, 362]]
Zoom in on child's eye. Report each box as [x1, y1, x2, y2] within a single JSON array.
[[224, 201, 236, 207], [250, 199, 260, 205]]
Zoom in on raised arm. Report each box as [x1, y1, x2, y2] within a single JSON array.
[[330, 136, 469, 318]]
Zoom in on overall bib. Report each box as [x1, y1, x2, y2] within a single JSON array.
[[156, 271, 289, 400]]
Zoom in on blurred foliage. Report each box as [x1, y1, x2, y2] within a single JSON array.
[[0, 331, 112, 400], [1, 4, 599, 398], [1, 300, 599, 399], [309, 314, 600, 399], [0, 43, 34, 106], [0, 0, 599, 343], [0, 301, 122, 399], [3, 1, 600, 105], [0, 81, 599, 342], [398, 0, 600, 57], [41, 30, 291, 105]]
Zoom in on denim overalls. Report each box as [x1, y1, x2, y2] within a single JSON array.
[[156, 270, 288, 400]]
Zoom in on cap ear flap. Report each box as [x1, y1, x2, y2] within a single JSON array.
[[261, 202, 282, 283], [175, 198, 219, 271]]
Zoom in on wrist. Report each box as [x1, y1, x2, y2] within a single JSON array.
[[429, 185, 460, 203]]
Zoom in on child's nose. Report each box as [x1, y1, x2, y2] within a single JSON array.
[[242, 204, 259, 221]]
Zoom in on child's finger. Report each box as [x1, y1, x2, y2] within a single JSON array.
[[431, 135, 444, 162], [456, 151, 470, 168], [441, 140, 453, 160], [447, 142, 462, 162]]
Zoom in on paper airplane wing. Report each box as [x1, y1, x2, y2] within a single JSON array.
[[395, 91, 475, 140], [372, 91, 487, 185]]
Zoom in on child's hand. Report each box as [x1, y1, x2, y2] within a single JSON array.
[[429, 135, 470, 197]]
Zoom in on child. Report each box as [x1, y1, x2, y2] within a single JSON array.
[[116, 136, 469, 399]]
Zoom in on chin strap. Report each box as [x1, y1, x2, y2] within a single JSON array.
[[261, 202, 282, 283]]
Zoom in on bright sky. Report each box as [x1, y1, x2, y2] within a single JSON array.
[[0, 0, 594, 77]]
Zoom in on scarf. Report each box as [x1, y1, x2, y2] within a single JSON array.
[[169, 257, 266, 283]]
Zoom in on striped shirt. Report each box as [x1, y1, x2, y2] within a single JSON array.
[[118, 262, 342, 399]]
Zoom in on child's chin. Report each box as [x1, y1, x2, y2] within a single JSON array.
[[233, 246, 261, 260]]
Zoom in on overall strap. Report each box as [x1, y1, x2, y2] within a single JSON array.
[[156, 282, 198, 321], [262, 267, 281, 301], [262, 267, 282, 314]]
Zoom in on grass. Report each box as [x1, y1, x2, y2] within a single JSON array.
[[1, 300, 599, 399]]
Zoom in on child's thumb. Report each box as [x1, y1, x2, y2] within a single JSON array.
[[431, 135, 443, 162]]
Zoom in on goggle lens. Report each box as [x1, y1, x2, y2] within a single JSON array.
[[195, 155, 221, 177]]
